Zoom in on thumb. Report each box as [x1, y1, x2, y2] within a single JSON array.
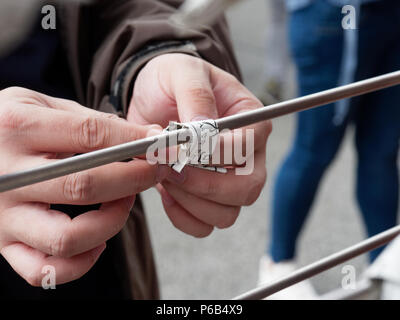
[[171, 57, 218, 123]]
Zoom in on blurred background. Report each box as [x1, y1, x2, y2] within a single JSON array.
[[143, 0, 371, 299]]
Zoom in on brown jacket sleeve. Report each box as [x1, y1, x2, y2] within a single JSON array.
[[64, 0, 241, 116]]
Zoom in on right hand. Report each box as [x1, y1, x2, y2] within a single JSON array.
[[0, 87, 168, 287]]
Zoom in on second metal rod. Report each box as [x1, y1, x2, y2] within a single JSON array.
[[233, 224, 400, 300]]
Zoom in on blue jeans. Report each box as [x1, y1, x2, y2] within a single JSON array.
[[269, 0, 400, 262]]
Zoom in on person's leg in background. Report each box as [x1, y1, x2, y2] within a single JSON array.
[[259, 1, 348, 298], [353, 0, 400, 262], [270, 1, 346, 263], [355, 87, 400, 262]]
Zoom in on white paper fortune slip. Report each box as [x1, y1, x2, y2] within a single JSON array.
[[164, 119, 227, 174]]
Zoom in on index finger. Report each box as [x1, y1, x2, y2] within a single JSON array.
[[7, 95, 162, 153], [170, 56, 219, 123]]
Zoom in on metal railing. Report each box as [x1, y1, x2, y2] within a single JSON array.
[[234, 227, 400, 300]]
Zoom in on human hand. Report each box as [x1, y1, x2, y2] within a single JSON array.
[[0, 87, 169, 286], [128, 54, 272, 237]]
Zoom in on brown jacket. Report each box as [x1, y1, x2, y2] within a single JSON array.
[[57, 0, 240, 299]]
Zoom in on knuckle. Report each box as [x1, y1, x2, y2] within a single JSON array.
[[216, 207, 241, 229], [76, 117, 108, 150], [167, 208, 214, 238], [0, 107, 27, 131], [63, 172, 94, 203], [24, 268, 43, 287], [244, 172, 267, 206], [169, 219, 184, 234], [199, 177, 220, 199], [50, 228, 75, 258], [188, 83, 216, 107], [193, 226, 214, 238], [99, 112, 121, 121], [1, 87, 45, 108], [1, 86, 33, 98]]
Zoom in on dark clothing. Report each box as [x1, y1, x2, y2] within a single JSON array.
[[0, 0, 239, 299], [0, 17, 75, 99]]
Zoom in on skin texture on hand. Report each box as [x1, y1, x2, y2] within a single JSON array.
[[128, 53, 272, 238], [0, 87, 169, 286]]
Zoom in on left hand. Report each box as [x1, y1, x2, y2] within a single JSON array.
[[128, 53, 272, 237]]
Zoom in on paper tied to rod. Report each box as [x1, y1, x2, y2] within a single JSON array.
[[164, 120, 227, 174]]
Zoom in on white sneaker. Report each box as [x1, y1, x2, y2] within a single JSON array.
[[257, 255, 317, 300]]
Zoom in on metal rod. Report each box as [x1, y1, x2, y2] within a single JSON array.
[[233, 225, 400, 300], [0, 129, 191, 193], [0, 70, 400, 193], [217, 70, 400, 130]]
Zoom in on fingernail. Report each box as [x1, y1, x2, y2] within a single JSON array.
[[162, 189, 176, 207], [156, 165, 170, 183], [191, 116, 211, 122], [146, 125, 163, 137], [167, 168, 186, 184]]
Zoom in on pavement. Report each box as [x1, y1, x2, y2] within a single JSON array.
[[141, 0, 373, 299]]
